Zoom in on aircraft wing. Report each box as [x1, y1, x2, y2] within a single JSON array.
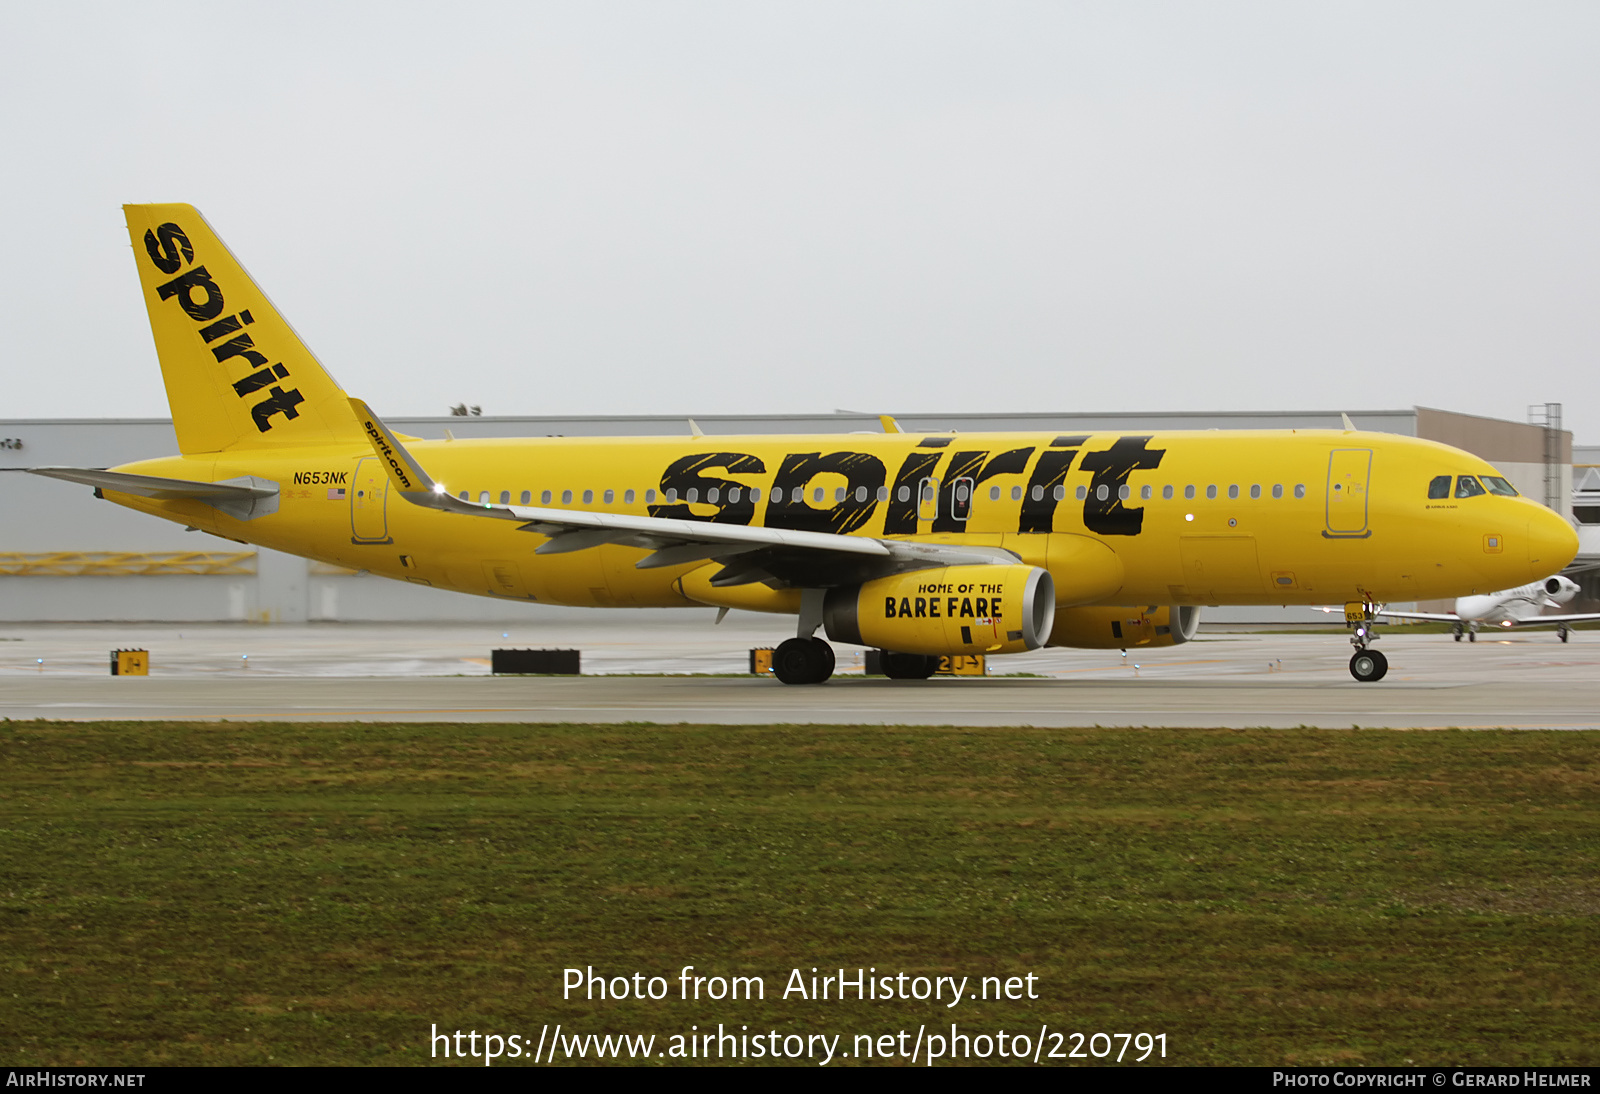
[[1316, 605, 1600, 627], [350, 399, 1019, 587], [1371, 608, 1463, 623], [1494, 613, 1600, 627], [1313, 605, 1464, 624]]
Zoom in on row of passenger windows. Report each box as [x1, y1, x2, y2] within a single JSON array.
[[461, 487, 673, 506], [460, 486, 777, 506], [459, 482, 1311, 506], [1427, 474, 1518, 500], [458, 477, 1527, 510], [983, 482, 1307, 502]]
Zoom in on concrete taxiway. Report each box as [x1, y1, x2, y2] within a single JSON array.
[[1, 615, 1596, 728]]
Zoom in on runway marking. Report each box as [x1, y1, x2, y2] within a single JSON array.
[[1041, 658, 1230, 674], [14, 704, 1598, 729]]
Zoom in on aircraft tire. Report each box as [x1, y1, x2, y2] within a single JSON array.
[[1468, 631, 1476, 642], [773, 637, 832, 685], [1349, 649, 1388, 683], [883, 652, 939, 680], [1559, 626, 1570, 644], [812, 637, 836, 680]]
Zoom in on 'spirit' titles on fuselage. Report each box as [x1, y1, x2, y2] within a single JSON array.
[[633, 438, 1168, 538]]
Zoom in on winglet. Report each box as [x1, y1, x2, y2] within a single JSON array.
[[879, 415, 903, 434], [348, 397, 439, 498], [1341, 413, 1356, 431], [349, 398, 530, 521]]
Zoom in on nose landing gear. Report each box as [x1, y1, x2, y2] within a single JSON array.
[[1349, 648, 1388, 682], [1345, 600, 1389, 682]]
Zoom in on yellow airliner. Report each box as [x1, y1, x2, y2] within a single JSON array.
[[30, 204, 1580, 684]]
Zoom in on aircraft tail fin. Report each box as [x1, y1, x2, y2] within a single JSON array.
[[123, 204, 365, 454]]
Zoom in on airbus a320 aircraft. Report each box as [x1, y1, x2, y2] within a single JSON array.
[[28, 205, 1580, 683], [1370, 575, 1600, 642]]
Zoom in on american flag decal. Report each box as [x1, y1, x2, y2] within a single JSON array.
[[328, 487, 346, 500]]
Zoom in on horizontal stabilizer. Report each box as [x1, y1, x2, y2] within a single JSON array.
[[29, 466, 278, 520]]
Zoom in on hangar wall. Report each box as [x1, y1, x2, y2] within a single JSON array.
[[0, 408, 1578, 625]]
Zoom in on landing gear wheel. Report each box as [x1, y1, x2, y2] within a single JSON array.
[[883, 652, 939, 680], [1558, 625, 1570, 644], [1452, 624, 1463, 643], [1349, 649, 1388, 682], [1468, 630, 1476, 642], [811, 637, 835, 679], [773, 637, 834, 685]]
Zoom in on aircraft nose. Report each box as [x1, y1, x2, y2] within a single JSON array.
[[1526, 506, 1579, 576]]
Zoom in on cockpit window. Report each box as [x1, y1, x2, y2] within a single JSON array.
[[1428, 475, 1451, 500], [1455, 475, 1486, 498], [1481, 475, 1518, 497]]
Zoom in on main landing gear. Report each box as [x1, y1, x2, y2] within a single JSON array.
[[773, 589, 836, 685], [882, 652, 939, 680], [1345, 601, 1388, 682], [1558, 623, 1571, 644], [769, 588, 943, 685], [773, 636, 835, 685]]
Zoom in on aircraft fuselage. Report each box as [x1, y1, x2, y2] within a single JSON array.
[[106, 427, 1573, 615]]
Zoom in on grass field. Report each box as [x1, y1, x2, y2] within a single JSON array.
[[2, 719, 1596, 1067]]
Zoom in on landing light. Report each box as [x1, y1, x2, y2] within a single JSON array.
[[433, 483, 446, 494], [1184, 513, 1194, 522]]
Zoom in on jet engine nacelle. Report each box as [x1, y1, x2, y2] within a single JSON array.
[[823, 564, 1056, 656], [1048, 604, 1201, 649]]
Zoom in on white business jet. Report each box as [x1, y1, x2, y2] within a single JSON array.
[[1371, 576, 1600, 642]]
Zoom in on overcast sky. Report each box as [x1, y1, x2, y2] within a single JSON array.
[[2, 2, 1597, 438]]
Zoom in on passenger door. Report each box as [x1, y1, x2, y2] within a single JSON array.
[[350, 457, 392, 544], [1325, 448, 1372, 538]]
